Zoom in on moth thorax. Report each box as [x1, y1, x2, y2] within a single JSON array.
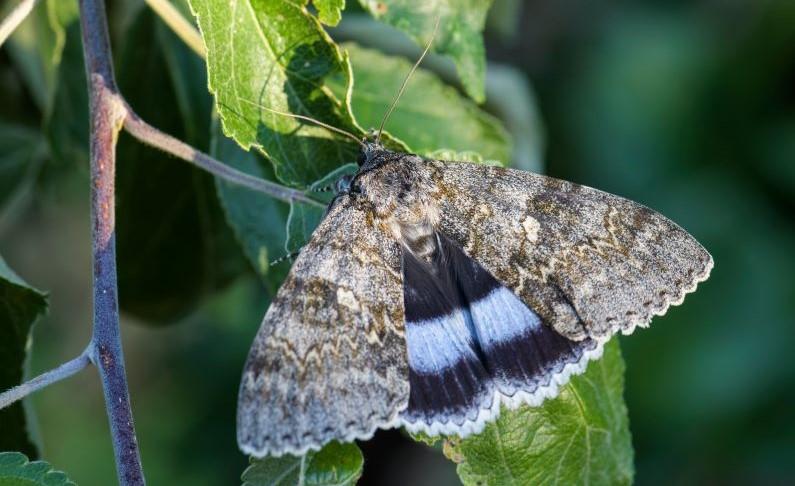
[[400, 221, 438, 263]]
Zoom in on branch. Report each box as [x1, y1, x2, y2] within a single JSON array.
[[144, 0, 206, 58], [0, 0, 40, 47], [79, 0, 144, 484], [0, 349, 91, 410], [123, 108, 325, 207]]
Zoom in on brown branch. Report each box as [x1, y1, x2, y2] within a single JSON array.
[[79, 0, 144, 484]]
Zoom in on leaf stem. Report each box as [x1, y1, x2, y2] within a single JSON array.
[[144, 0, 206, 58], [79, 0, 145, 483], [123, 109, 325, 207], [0, 349, 91, 410], [0, 0, 41, 47]]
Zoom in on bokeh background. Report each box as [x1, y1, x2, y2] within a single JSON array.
[[1, 0, 793, 484]]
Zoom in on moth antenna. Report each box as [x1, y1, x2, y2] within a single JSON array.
[[375, 15, 441, 144], [237, 98, 366, 149], [311, 185, 333, 193], [270, 250, 301, 266]]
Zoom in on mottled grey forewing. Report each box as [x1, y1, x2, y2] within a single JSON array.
[[429, 160, 713, 341], [237, 197, 409, 457]]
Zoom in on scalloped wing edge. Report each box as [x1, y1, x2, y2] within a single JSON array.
[[617, 251, 713, 337], [239, 401, 408, 458]]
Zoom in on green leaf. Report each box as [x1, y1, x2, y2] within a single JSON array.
[[115, 9, 245, 322], [211, 117, 291, 291], [328, 43, 511, 163], [44, 0, 80, 69], [0, 122, 44, 209], [312, 0, 345, 26], [190, 0, 361, 187], [358, 0, 494, 103], [0, 452, 75, 486], [0, 257, 47, 457], [212, 117, 337, 292], [445, 340, 634, 486], [241, 442, 363, 486], [42, 2, 88, 173], [4, 4, 52, 113], [3, 0, 78, 114], [285, 203, 325, 255]]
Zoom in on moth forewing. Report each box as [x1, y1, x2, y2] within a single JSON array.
[[237, 197, 410, 458], [429, 158, 713, 341]]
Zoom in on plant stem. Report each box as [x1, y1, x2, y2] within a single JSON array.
[[144, 0, 206, 58], [0, 0, 40, 47], [123, 109, 325, 207], [79, 0, 145, 484], [0, 350, 91, 410]]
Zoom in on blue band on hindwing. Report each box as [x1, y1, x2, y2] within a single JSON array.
[[400, 234, 600, 434]]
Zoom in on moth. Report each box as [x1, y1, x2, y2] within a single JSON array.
[[236, 25, 712, 458], [237, 139, 713, 457]]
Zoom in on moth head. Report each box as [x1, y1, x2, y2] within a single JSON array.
[[358, 140, 385, 171]]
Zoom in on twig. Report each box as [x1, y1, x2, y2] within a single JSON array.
[[144, 0, 206, 58], [79, 0, 145, 484], [123, 108, 325, 207], [0, 0, 40, 47], [0, 349, 91, 410]]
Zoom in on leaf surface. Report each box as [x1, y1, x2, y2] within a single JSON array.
[[212, 116, 336, 291], [328, 43, 511, 162], [0, 257, 47, 457], [0, 123, 43, 209], [37, 1, 87, 176], [285, 203, 325, 256], [444, 340, 634, 486], [190, 0, 361, 187], [0, 452, 75, 486], [115, 9, 244, 322], [359, 0, 494, 102], [241, 442, 363, 486], [211, 118, 291, 291], [312, 0, 345, 26]]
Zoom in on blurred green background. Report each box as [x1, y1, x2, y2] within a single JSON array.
[[1, 0, 793, 484]]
